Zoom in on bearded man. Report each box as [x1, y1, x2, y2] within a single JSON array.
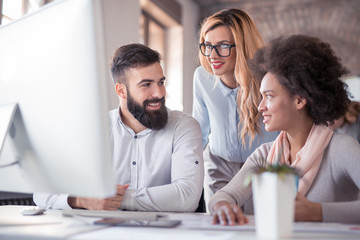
[[34, 44, 204, 212]]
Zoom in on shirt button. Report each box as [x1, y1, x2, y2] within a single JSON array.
[[132, 161, 136, 165], [195, 161, 199, 164], [134, 135, 138, 139]]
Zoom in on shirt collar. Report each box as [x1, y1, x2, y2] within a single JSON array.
[[116, 106, 152, 136], [218, 79, 239, 97]]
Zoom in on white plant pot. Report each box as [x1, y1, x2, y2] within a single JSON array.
[[252, 172, 297, 239]]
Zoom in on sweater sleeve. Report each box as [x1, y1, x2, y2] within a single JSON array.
[[208, 143, 272, 214], [321, 134, 360, 223], [322, 201, 360, 223]]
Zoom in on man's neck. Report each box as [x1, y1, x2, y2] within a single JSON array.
[[119, 107, 146, 134]]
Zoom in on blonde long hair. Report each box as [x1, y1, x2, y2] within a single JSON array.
[[198, 9, 264, 147]]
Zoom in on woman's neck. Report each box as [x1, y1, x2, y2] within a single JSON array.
[[219, 74, 237, 89], [286, 118, 314, 163]]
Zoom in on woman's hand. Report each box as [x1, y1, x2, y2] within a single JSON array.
[[295, 192, 322, 221], [212, 201, 248, 226]]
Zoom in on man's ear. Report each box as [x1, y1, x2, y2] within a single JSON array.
[[295, 95, 307, 110], [115, 83, 127, 99]]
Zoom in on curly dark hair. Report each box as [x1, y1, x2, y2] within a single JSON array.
[[248, 34, 350, 125], [111, 43, 161, 84]]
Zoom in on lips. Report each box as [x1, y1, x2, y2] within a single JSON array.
[[144, 97, 165, 111], [262, 115, 271, 124], [148, 102, 160, 107], [212, 61, 224, 69], [147, 102, 161, 109]]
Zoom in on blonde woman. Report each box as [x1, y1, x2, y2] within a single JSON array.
[[192, 9, 278, 209]]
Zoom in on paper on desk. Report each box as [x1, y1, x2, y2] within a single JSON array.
[[168, 213, 360, 235], [0, 206, 108, 239], [0, 205, 61, 226], [71, 224, 243, 240], [294, 222, 360, 234], [167, 212, 256, 231], [62, 209, 159, 221]]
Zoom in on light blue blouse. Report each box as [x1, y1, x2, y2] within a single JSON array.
[[334, 115, 360, 143], [192, 66, 278, 163]]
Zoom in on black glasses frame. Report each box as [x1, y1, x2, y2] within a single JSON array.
[[199, 43, 236, 57]]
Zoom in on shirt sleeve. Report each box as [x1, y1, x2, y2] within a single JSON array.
[[120, 116, 204, 212], [33, 192, 72, 210], [192, 67, 210, 149]]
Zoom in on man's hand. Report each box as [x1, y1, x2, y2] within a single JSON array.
[[295, 192, 322, 222], [68, 184, 129, 210], [212, 201, 248, 226]]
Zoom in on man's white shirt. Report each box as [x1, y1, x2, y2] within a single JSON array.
[[33, 108, 204, 212]]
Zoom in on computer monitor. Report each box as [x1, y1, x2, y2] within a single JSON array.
[[0, 0, 116, 198]]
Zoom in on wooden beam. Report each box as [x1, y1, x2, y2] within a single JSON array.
[[0, 0, 3, 25]]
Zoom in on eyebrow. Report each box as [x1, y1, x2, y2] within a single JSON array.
[[137, 77, 166, 86], [261, 90, 275, 94], [204, 40, 233, 44]]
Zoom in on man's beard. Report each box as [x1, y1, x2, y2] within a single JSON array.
[[127, 91, 168, 130]]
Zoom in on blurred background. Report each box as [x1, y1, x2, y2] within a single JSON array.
[[1, 0, 359, 115], [0, 0, 359, 205]]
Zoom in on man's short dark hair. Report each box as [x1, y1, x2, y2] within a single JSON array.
[[111, 43, 161, 84]]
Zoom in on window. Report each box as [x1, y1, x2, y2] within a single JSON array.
[[0, 0, 53, 25], [140, 0, 183, 111], [140, 11, 166, 60]]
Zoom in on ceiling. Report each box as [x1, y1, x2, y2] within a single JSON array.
[[189, 0, 360, 76]]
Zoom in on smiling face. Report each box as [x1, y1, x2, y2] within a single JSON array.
[[258, 72, 304, 132], [117, 62, 168, 130], [204, 25, 236, 83]]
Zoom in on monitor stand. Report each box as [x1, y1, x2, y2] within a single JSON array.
[[0, 104, 15, 146], [0, 103, 48, 193], [0, 103, 28, 168]]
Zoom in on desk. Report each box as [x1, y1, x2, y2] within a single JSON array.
[[1, 205, 359, 240]]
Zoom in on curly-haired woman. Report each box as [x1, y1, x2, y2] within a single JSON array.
[[209, 34, 360, 224]]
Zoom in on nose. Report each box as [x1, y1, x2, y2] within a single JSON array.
[[152, 85, 165, 99], [209, 46, 219, 58], [258, 98, 265, 113]]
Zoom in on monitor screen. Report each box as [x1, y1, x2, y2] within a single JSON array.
[[0, 0, 116, 198]]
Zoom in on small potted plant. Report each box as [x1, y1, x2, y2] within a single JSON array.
[[248, 156, 299, 239]]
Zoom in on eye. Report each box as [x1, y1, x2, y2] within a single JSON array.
[[220, 44, 231, 49], [266, 94, 273, 99], [159, 80, 165, 86], [141, 83, 151, 87], [204, 44, 212, 50]]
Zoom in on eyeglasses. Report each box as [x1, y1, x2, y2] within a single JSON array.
[[199, 43, 236, 57]]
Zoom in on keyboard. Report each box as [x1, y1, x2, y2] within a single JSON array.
[[62, 209, 160, 221]]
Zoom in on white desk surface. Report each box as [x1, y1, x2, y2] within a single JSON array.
[[1, 205, 359, 240]]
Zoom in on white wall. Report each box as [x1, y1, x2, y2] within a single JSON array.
[[345, 76, 360, 101], [101, 0, 141, 110], [166, 26, 184, 111]]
